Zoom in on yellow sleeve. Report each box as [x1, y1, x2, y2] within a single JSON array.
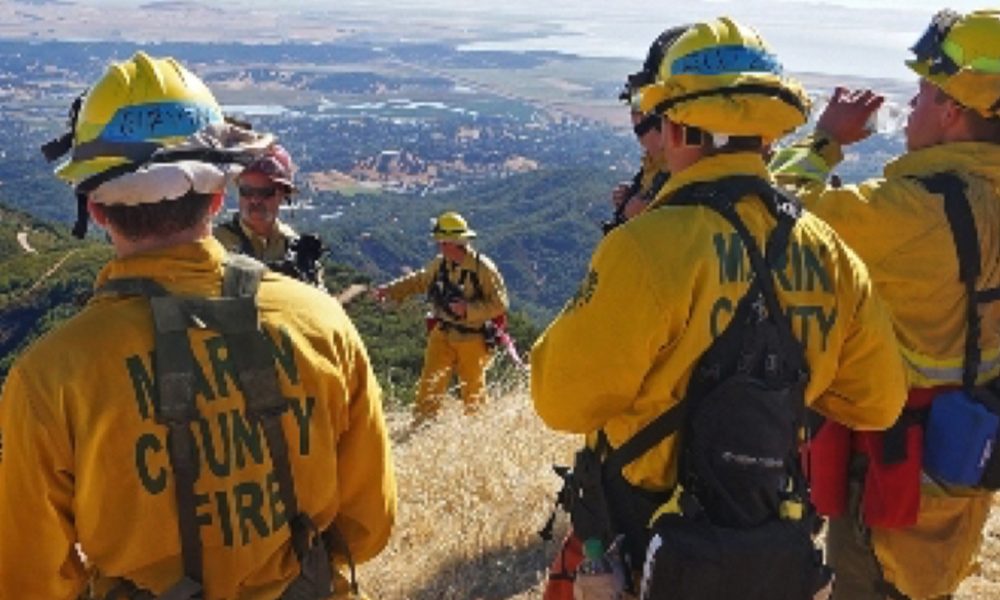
[[808, 240, 908, 430], [0, 367, 88, 599], [465, 254, 509, 324], [772, 133, 927, 273], [381, 258, 436, 304], [531, 231, 679, 434], [770, 131, 844, 187], [332, 321, 397, 564]]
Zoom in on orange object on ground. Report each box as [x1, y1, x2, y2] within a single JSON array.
[[543, 531, 583, 600]]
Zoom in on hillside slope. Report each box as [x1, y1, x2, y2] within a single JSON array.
[[361, 385, 1000, 599], [0, 203, 112, 377]]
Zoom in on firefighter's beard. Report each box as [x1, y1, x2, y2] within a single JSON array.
[[243, 201, 278, 235]]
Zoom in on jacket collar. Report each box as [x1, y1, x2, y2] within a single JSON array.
[[649, 152, 772, 210]]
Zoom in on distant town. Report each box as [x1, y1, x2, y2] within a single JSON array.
[[0, 33, 648, 222]]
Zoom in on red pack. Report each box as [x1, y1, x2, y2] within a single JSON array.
[[803, 387, 950, 528], [803, 419, 851, 517], [543, 531, 583, 600], [858, 387, 951, 528]]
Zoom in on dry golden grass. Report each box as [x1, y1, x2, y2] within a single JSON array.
[[358, 375, 576, 600], [361, 378, 1000, 599]]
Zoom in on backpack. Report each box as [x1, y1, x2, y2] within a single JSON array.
[[425, 254, 512, 354], [600, 176, 828, 599]]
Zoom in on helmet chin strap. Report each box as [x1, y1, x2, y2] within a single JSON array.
[[72, 192, 89, 239]]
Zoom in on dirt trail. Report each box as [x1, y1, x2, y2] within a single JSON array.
[[16, 229, 36, 253], [12, 248, 79, 302]]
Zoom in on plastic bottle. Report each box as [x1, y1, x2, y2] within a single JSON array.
[[808, 93, 909, 136], [864, 99, 910, 136], [573, 538, 623, 600]]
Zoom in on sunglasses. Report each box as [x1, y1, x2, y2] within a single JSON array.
[[239, 185, 279, 199], [633, 114, 662, 137]]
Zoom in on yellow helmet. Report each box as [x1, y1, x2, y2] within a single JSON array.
[[907, 9, 1000, 117], [431, 211, 476, 242], [639, 17, 809, 141], [52, 51, 223, 189]]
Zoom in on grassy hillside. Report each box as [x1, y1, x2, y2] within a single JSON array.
[[0, 201, 542, 401], [358, 383, 577, 600], [0, 203, 112, 377], [287, 167, 617, 324]]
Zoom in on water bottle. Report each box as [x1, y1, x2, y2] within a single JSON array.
[[807, 93, 909, 136], [573, 538, 624, 600], [864, 99, 909, 136]]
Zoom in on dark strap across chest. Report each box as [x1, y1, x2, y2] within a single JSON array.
[[95, 255, 328, 597]]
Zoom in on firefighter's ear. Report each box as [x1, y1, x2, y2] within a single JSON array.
[[208, 191, 224, 217], [87, 199, 108, 227]]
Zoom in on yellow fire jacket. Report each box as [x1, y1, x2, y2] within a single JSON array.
[[771, 136, 1000, 597], [381, 248, 509, 340], [0, 239, 396, 600], [772, 137, 1000, 388], [214, 214, 299, 264], [531, 152, 907, 491]]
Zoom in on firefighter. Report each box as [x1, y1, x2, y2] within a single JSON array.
[[770, 9, 1000, 599], [215, 145, 326, 288], [606, 27, 686, 232], [373, 211, 509, 421], [0, 51, 396, 599], [531, 17, 907, 598]]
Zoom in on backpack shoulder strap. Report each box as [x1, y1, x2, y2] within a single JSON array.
[[465, 252, 485, 301], [223, 253, 266, 298], [95, 277, 206, 590], [646, 171, 670, 200], [916, 172, 986, 390]]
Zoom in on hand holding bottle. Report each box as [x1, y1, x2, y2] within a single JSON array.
[[815, 87, 885, 146]]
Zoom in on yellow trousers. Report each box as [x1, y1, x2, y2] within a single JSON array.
[[872, 492, 991, 599], [828, 473, 991, 600], [415, 327, 490, 419]]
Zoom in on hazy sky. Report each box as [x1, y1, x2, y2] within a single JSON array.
[[29, 0, 999, 80]]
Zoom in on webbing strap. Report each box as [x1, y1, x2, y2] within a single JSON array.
[[977, 287, 1000, 303], [224, 253, 267, 297], [647, 171, 670, 199], [604, 402, 685, 476], [603, 176, 802, 474], [94, 278, 204, 590], [653, 84, 808, 118], [148, 296, 205, 587], [918, 173, 982, 390]]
